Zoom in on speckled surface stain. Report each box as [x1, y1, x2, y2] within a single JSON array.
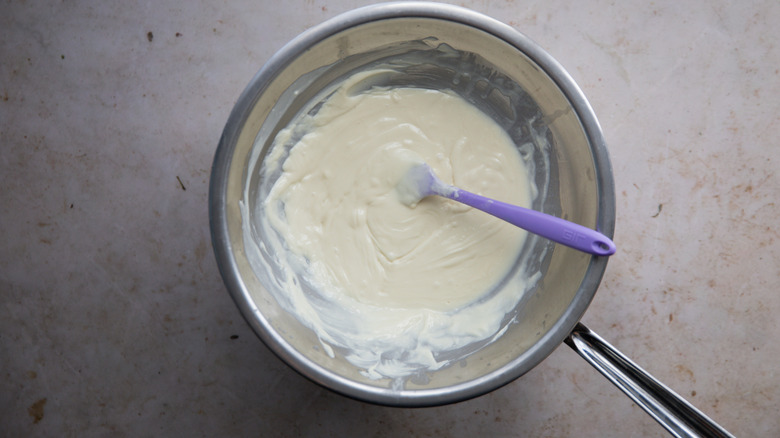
[[1, 0, 778, 436]]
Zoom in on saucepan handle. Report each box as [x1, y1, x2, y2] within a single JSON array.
[[565, 323, 734, 438]]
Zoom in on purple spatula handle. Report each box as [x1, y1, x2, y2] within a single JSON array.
[[445, 188, 616, 256]]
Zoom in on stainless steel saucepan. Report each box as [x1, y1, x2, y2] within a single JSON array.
[[209, 3, 733, 436]]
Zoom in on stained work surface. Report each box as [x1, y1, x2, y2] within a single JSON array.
[[1, 0, 778, 436]]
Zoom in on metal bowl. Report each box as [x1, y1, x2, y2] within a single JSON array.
[[210, 2, 614, 407]]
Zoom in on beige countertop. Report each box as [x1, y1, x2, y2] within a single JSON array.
[[2, 1, 778, 436]]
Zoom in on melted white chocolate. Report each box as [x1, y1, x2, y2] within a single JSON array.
[[253, 79, 538, 382]]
